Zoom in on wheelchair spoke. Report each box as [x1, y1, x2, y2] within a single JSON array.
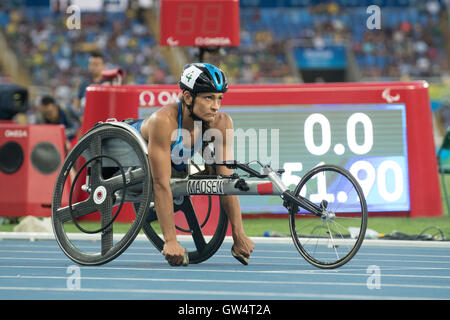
[[127, 167, 146, 185], [98, 197, 114, 255], [178, 197, 207, 253], [56, 199, 96, 223], [104, 167, 146, 193], [88, 136, 103, 185], [289, 164, 367, 269]]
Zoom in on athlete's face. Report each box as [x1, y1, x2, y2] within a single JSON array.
[[184, 91, 223, 122]]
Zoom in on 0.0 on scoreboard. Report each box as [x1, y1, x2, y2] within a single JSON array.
[[222, 104, 410, 214]]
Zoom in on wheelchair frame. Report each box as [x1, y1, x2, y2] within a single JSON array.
[[52, 119, 368, 269]]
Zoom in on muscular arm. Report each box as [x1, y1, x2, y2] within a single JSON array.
[[211, 114, 247, 240], [146, 114, 181, 254]]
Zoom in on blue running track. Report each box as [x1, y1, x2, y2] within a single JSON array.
[[0, 235, 450, 300]]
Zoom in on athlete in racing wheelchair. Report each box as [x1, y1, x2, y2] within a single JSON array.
[[127, 63, 254, 266], [52, 64, 367, 269]]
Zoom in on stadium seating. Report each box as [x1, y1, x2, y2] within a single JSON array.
[[230, 3, 448, 82], [0, 1, 448, 102], [0, 2, 171, 111]]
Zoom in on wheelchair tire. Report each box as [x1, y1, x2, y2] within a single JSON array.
[[140, 195, 228, 264], [289, 164, 368, 269], [52, 123, 152, 265]]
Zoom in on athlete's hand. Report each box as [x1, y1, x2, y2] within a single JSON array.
[[231, 233, 254, 265], [162, 240, 189, 266]]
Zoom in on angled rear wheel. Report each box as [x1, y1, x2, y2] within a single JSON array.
[[141, 195, 228, 264], [52, 124, 152, 265]]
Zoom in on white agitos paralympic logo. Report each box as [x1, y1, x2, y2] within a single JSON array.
[[382, 88, 400, 103]]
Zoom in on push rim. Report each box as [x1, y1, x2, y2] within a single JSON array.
[[52, 124, 151, 265]]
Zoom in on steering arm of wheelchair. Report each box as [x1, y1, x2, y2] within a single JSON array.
[[169, 161, 323, 217], [216, 160, 285, 178]]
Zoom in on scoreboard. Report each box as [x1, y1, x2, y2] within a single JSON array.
[[216, 103, 410, 214], [159, 0, 240, 47], [83, 81, 442, 218]]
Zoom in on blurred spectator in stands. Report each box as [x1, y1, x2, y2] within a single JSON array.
[[73, 51, 105, 118], [36, 95, 80, 147]]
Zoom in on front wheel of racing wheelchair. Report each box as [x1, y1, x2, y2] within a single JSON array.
[[286, 164, 368, 269], [52, 120, 228, 265]]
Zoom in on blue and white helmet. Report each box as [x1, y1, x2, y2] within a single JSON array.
[[179, 63, 228, 94]]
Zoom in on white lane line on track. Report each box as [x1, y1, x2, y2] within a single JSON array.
[[1, 255, 449, 266], [2, 233, 450, 248], [2, 242, 450, 260], [1, 264, 450, 279], [2, 247, 450, 260], [0, 286, 441, 300], [1, 274, 450, 291]]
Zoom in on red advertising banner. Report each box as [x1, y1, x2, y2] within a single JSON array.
[[81, 82, 442, 226], [159, 0, 240, 47]]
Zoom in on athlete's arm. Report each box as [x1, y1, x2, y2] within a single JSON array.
[[146, 112, 186, 266], [213, 114, 248, 244]]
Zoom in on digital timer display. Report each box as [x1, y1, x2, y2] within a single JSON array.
[[85, 82, 441, 218], [215, 104, 410, 214], [174, 4, 221, 35], [159, 0, 240, 47]]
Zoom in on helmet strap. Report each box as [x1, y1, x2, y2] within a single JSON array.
[[186, 94, 197, 118], [182, 93, 211, 136]]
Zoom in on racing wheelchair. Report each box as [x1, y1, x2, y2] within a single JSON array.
[[52, 119, 368, 269]]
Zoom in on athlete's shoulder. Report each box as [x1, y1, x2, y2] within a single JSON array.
[[146, 103, 178, 125], [141, 103, 178, 139], [213, 111, 233, 130]]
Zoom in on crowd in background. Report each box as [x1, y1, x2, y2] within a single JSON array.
[[216, 2, 448, 82], [0, 1, 449, 133], [0, 1, 170, 123]]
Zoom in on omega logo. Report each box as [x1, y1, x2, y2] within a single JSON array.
[[4, 129, 28, 138], [139, 90, 180, 106]]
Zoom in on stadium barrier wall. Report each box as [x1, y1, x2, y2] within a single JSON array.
[[79, 82, 441, 223]]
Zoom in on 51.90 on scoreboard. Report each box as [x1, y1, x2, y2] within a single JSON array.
[[221, 104, 410, 214]]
